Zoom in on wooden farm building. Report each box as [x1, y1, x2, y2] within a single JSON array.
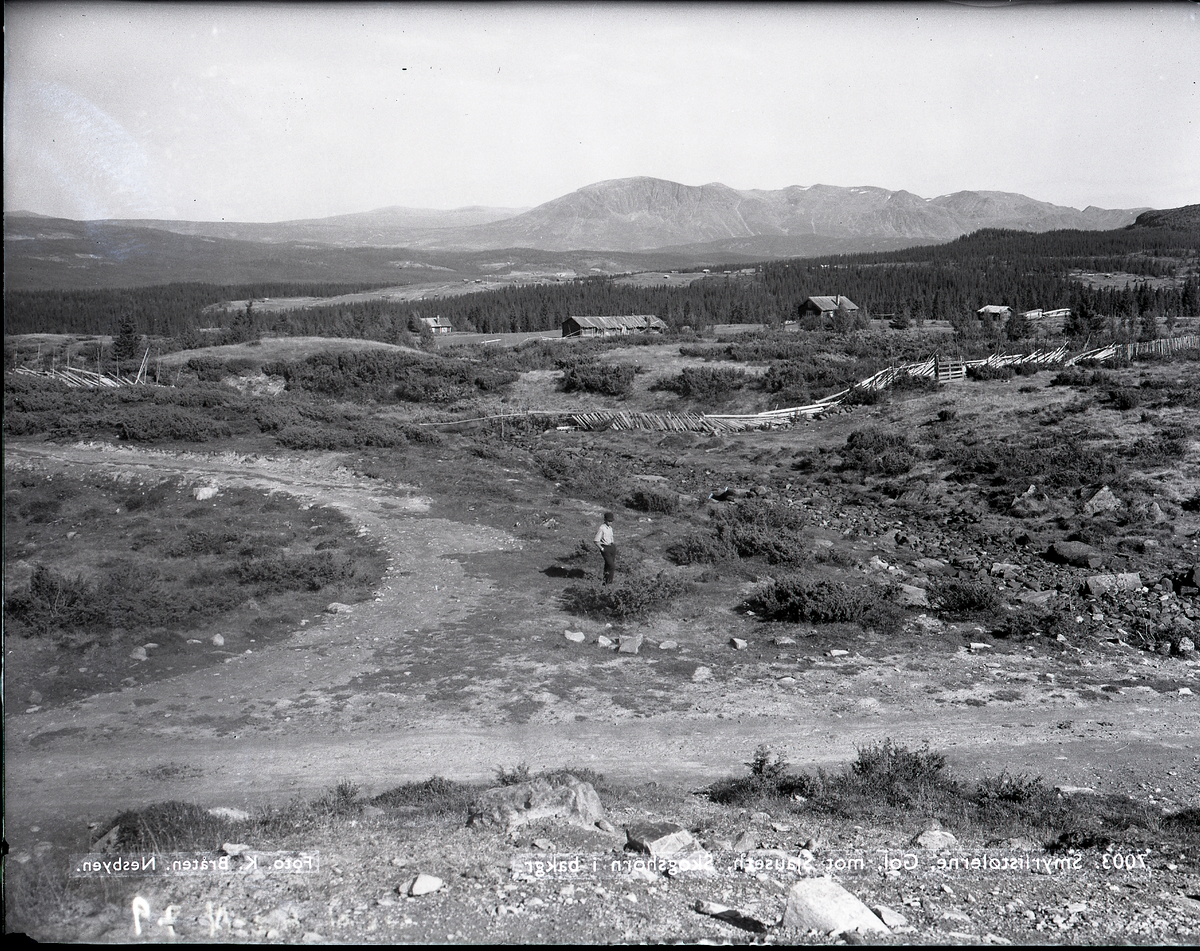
[[799, 296, 859, 321], [977, 305, 1012, 319], [420, 316, 453, 334], [561, 315, 668, 338]]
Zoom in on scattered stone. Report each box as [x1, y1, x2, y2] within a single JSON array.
[[129, 647, 148, 661], [913, 829, 958, 849], [783, 878, 890, 934], [29, 690, 43, 705], [969, 642, 992, 652], [407, 873, 443, 896], [324, 602, 353, 614], [597, 635, 614, 648], [694, 899, 769, 933], [897, 584, 930, 608], [618, 634, 643, 655], [828, 649, 850, 658], [1178, 637, 1195, 655], [211, 634, 225, 647], [990, 562, 1022, 578], [730, 637, 748, 650], [221, 842, 252, 856], [1085, 572, 1142, 598], [692, 666, 712, 682], [625, 822, 696, 858], [658, 640, 678, 650], [1048, 541, 1104, 569], [90, 825, 120, 852], [873, 905, 909, 929], [1009, 486, 1050, 519], [66, 530, 78, 539], [193, 485, 219, 501], [209, 807, 251, 821], [773, 635, 797, 646], [531, 837, 554, 851], [1054, 785, 1096, 796], [563, 630, 585, 643], [732, 830, 758, 852], [468, 776, 605, 834], [1081, 485, 1123, 517], [1015, 589, 1057, 608]]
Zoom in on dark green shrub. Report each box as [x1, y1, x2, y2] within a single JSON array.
[[976, 770, 1050, 804], [560, 362, 637, 396], [929, 577, 1001, 617], [1108, 388, 1141, 410], [843, 428, 915, 475], [655, 366, 747, 401], [967, 363, 1015, 381], [561, 572, 691, 620], [626, 487, 680, 514], [747, 573, 877, 623], [113, 801, 242, 851], [666, 531, 734, 565], [847, 740, 955, 807]]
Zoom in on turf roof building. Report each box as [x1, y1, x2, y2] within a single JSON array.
[[561, 315, 668, 337], [798, 295, 859, 321], [977, 305, 1012, 319]]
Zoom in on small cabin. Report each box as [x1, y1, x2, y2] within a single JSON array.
[[561, 315, 668, 338]]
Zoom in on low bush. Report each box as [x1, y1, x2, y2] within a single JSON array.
[[1108, 387, 1141, 410], [561, 571, 692, 620], [842, 428, 916, 475], [626, 487, 680, 515], [747, 572, 879, 623], [560, 361, 638, 396], [967, 363, 1015, 381], [653, 366, 747, 401], [929, 577, 1001, 617]]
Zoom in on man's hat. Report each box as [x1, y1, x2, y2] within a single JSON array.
[[603, 511, 614, 521]]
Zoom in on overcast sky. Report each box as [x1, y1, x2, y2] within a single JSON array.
[[4, 2, 1197, 222]]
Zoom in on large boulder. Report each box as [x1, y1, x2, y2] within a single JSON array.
[[1047, 541, 1104, 569], [783, 878, 890, 934], [1081, 485, 1123, 518], [468, 776, 605, 834]]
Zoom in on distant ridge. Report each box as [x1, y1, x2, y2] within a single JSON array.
[[1130, 204, 1200, 229]]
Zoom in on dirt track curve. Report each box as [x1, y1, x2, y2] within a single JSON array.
[[5, 442, 1198, 852]]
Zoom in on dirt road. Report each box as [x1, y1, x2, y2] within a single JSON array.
[[5, 442, 1197, 852]]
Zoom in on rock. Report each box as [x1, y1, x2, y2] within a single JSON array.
[[193, 485, 219, 501], [130, 647, 148, 661], [732, 830, 758, 852], [563, 630, 585, 643], [1009, 485, 1050, 518], [625, 822, 696, 858], [209, 807, 251, 821], [468, 776, 605, 833], [618, 634, 643, 654], [596, 635, 614, 648], [873, 905, 909, 929], [990, 562, 1022, 578], [1085, 572, 1142, 597], [407, 873, 443, 896], [897, 584, 929, 607], [1015, 588, 1057, 608], [1082, 485, 1123, 517], [221, 842, 252, 855], [914, 557, 948, 571], [773, 635, 797, 646], [658, 640, 678, 650], [692, 666, 712, 682], [324, 602, 353, 614], [783, 878, 890, 934], [1048, 541, 1104, 569], [211, 634, 225, 646], [729, 637, 748, 650], [1178, 636, 1195, 654], [828, 649, 850, 657], [969, 642, 992, 652], [913, 829, 958, 849], [694, 899, 769, 933], [29, 690, 43, 704]]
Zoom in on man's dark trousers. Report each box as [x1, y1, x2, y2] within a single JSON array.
[[600, 544, 616, 585]]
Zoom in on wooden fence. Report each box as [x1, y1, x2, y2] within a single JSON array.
[[570, 335, 1197, 434]]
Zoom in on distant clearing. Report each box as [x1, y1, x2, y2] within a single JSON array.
[[153, 335, 419, 368]]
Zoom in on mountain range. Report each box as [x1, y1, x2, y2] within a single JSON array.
[[4, 177, 1153, 290]]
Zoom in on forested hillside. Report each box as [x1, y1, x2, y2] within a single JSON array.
[[6, 223, 1198, 345]]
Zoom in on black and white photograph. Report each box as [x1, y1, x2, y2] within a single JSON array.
[[4, 1, 1199, 943]]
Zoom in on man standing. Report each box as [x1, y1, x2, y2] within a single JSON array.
[[595, 511, 616, 585]]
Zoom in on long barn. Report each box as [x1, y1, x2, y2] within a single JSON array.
[[561, 315, 668, 337]]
